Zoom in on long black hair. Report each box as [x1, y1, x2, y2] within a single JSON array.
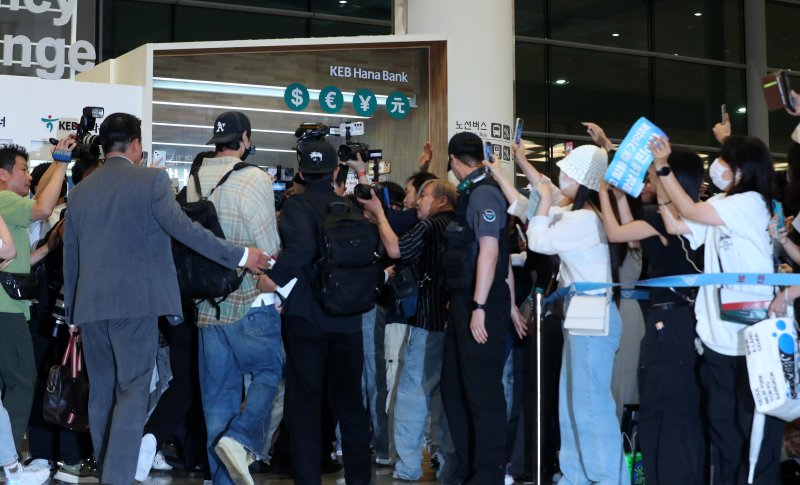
[[573, 184, 625, 304], [783, 142, 800, 217], [669, 146, 705, 202], [721, 136, 775, 214]]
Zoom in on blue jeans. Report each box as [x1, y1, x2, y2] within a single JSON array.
[[198, 305, 284, 485], [559, 302, 630, 485], [393, 326, 453, 480], [361, 307, 390, 459], [0, 398, 16, 466]]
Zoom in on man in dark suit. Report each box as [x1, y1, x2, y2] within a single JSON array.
[[261, 141, 371, 485], [62, 113, 269, 485]]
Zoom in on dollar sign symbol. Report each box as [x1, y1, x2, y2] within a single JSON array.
[[291, 87, 304, 107]]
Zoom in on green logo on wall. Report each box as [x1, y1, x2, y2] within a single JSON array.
[[386, 92, 410, 119], [285, 82, 309, 111], [352, 88, 377, 116], [318, 85, 344, 113]]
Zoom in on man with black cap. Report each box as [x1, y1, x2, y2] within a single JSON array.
[[439, 131, 513, 484], [179, 111, 282, 485], [260, 140, 372, 485], [62, 112, 271, 485]]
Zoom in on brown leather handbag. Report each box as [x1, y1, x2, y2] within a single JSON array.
[[43, 332, 89, 432]]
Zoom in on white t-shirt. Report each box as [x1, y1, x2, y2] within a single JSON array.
[[528, 207, 610, 291], [684, 192, 774, 356]]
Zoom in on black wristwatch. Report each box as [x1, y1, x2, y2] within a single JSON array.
[[472, 301, 486, 311], [656, 166, 671, 177]]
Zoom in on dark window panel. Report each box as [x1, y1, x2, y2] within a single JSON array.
[[173, 6, 306, 42], [767, 1, 800, 72], [309, 19, 390, 37], [654, 59, 746, 146], [549, 47, 650, 139], [105, 0, 172, 60], [514, 0, 545, 38], [549, 0, 648, 51], [204, 0, 309, 11], [515, 42, 547, 133], [653, 0, 743, 63], [312, 0, 392, 21]]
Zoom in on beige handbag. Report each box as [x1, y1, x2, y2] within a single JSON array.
[[563, 293, 610, 336]]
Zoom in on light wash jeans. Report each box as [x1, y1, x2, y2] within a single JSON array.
[[559, 302, 630, 485], [393, 326, 454, 480], [361, 307, 391, 459], [198, 305, 284, 485], [0, 398, 16, 466]]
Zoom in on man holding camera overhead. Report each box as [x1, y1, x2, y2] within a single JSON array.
[[0, 138, 71, 459]]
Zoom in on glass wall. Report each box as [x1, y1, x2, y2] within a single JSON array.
[[514, 0, 747, 183], [100, 0, 392, 61]]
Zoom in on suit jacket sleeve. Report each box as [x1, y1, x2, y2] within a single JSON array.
[[63, 207, 78, 325], [268, 196, 317, 287], [151, 170, 243, 268]]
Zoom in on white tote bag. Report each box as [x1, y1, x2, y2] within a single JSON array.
[[744, 317, 800, 421]]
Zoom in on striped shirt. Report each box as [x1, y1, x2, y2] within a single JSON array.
[[398, 211, 454, 332], [185, 156, 280, 326]]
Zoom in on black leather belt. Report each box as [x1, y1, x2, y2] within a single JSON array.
[[650, 300, 691, 311]]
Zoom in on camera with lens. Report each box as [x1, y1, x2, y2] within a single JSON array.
[[295, 122, 329, 145], [49, 106, 104, 160], [353, 183, 374, 199], [334, 122, 382, 162]]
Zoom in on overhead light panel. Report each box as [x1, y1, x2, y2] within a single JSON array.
[[611, 33, 620, 37], [693, 12, 702, 16], [554, 79, 569, 85], [737, 107, 747, 113]]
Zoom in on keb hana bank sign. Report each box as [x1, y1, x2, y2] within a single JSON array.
[[1, 0, 96, 79]]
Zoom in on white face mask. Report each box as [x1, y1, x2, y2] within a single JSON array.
[[709, 159, 732, 191], [559, 172, 577, 193]]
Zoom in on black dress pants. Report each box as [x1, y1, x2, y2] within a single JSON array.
[[144, 318, 196, 449], [441, 300, 510, 485], [702, 345, 784, 485], [283, 316, 371, 485]]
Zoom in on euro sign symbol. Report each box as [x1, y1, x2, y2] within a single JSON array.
[[324, 91, 337, 109], [359, 95, 373, 111], [291, 87, 304, 107]]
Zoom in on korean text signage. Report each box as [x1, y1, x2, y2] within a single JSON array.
[[1, 0, 96, 80], [605, 117, 666, 197]]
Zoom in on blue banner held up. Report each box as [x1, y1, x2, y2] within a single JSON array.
[[604, 117, 666, 197]]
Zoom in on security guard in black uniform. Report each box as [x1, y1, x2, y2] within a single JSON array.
[[440, 132, 511, 484]]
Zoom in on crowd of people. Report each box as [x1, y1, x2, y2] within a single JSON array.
[[2, 95, 800, 485]]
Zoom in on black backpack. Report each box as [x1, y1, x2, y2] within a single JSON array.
[[302, 197, 383, 316], [172, 163, 254, 316]]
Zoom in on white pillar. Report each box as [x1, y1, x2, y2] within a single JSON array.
[[406, 0, 515, 181]]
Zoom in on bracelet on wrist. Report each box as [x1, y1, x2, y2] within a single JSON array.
[[658, 200, 672, 206], [357, 171, 366, 178], [52, 149, 72, 163]]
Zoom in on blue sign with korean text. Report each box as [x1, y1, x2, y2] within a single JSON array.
[[604, 117, 666, 197]]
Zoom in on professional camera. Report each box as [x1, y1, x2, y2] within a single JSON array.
[[335, 122, 383, 162], [295, 122, 329, 145], [49, 106, 104, 160], [353, 183, 374, 200]]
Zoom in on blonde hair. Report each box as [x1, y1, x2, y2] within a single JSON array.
[[420, 179, 457, 208]]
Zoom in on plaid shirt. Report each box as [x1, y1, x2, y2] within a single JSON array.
[[185, 156, 280, 326]]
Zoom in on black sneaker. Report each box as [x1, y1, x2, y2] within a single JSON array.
[[53, 460, 99, 484]]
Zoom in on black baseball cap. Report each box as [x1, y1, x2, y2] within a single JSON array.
[[207, 111, 251, 144], [448, 131, 484, 160], [298, 141, 338, 174]]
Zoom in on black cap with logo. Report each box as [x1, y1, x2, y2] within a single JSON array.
[[298, 141, 338, 174], [447, 131, 484, 160], [207, 111, 251, 145]]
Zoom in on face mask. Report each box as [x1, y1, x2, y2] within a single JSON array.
[[240, 143, 255, 162], [709, 159, 731, 191], [559, 173, 577, 193]]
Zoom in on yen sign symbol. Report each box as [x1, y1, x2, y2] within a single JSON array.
[[352, 88, 377, 116]]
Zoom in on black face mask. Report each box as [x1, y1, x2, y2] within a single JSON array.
[[240, 142, 256, 162]]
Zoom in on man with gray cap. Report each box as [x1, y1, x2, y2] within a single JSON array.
[[260, 140, 372, 485], [180, 111, 282, 485]]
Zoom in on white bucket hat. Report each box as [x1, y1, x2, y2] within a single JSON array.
[[556, 145, 608, 192]]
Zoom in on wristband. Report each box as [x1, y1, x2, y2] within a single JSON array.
[[52, 149, 72, 163], [357, 171, 366, 178]]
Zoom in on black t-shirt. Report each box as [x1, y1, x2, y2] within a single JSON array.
[[640, 212, 700, 304]]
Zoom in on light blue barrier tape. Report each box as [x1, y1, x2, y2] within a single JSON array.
[[541, 272, 800, 306]]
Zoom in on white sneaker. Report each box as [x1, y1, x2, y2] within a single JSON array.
[[151, 451, 173, 471], [504, 473, 514, 485], [25, 460, 51, 472], [214, 436, 254, 485], [6, 465, 51, 485], [135, 433, 157, 481]]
